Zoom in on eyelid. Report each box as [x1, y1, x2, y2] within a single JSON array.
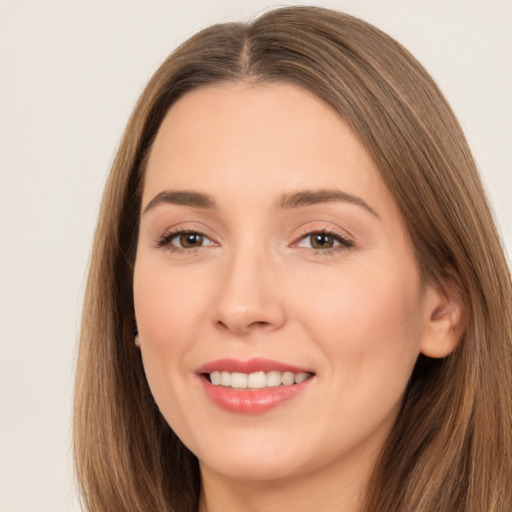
[[153, 222, 354, 253], [156, 227, 218, 250], [290, 224, 355, 252]]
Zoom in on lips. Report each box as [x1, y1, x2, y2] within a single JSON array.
[[196, 358, 313, 374], [196, 358, 315, 414]]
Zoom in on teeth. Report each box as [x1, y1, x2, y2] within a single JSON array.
[[208, 370, 311, 389], [210, 371, 221, 385], [247, 371, 266, 389], [230, 372, 247, 389], [282, 371, 295, 386], [295, 372, 309, 384], [267, 371, 282, 387], [220, 371, 230, 386]]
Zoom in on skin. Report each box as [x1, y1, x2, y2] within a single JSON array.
[[133, 82, 460, 512]]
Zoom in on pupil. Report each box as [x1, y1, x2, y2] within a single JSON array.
[[312, 233, 333, 249], [181, 233, 202, 248]]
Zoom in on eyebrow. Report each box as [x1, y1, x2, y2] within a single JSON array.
[[277, 189, 379, 217], [143, 190, 216, 213], [143, 188, 378, 218]]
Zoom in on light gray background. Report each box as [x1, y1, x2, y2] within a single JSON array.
[[1, 1, 510, 510]]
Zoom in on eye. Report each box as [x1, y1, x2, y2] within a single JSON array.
[[174, 232, 206, 249], [157, 230, 215, 250], [294, 230, 353, 252]]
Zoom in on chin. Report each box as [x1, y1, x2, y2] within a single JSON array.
[[200, 454, 307, 482], [193, 432, 312, 482]]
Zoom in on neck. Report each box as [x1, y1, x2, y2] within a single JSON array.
[[198, 452, 374, 512]]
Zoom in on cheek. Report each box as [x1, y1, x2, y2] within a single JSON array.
[[132, 262, 209, 413], [295, 259, 425, 392], [283, 260, 426, 458], [134, 261, 208, 344]]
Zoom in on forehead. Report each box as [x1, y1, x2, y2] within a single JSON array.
[[143, 82, 389, 213]]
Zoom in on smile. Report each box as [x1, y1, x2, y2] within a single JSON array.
[[208, 370, 312, 389], [197, 358, 315, 413]]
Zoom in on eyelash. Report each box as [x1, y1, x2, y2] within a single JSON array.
[[156, 230, 214, 251], [156, 228, 354, 255], [293, 228, 354, 254]]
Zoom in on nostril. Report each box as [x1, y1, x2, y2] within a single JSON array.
[[252, 321, 269, 327], [214, 319, 272, 335]]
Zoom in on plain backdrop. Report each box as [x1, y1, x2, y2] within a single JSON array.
[[0, 1, 510, 510]]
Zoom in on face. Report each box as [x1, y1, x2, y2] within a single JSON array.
[[133, 82, 440, 485]]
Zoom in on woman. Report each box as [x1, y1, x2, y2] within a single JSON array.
[[74, 6, 512, 511]]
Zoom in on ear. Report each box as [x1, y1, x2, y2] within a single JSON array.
[[420, 278, 465, 359], [133, 316, 141, 348]]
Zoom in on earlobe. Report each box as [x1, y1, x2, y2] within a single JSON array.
[[133, 318, 141, 348], [419, 280, 465, 359]]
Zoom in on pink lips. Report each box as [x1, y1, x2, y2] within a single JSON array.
[[196, 358, 314, 414], [196, 357, 312, 374]]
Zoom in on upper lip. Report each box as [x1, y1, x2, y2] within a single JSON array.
[[196, 358, 314, 374]]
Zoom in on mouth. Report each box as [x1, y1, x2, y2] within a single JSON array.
[[196, 358, 315, 414], [205, 370, 313, 389]]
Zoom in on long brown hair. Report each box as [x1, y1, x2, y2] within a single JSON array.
[[74, 6, 512, 511]]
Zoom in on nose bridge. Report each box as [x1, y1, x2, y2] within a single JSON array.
[[213, 235, 285, 335]]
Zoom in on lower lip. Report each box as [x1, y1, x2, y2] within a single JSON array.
[[199, 376, 313, 414]]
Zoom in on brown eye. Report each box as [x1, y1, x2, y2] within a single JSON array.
[[309, 233, 336, 249], [157, 230, 216, 251], [294, 230, 353, 252], [176, 232, 204, 248]]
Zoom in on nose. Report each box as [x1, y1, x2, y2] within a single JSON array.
[[212, 246, 286, 336]]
